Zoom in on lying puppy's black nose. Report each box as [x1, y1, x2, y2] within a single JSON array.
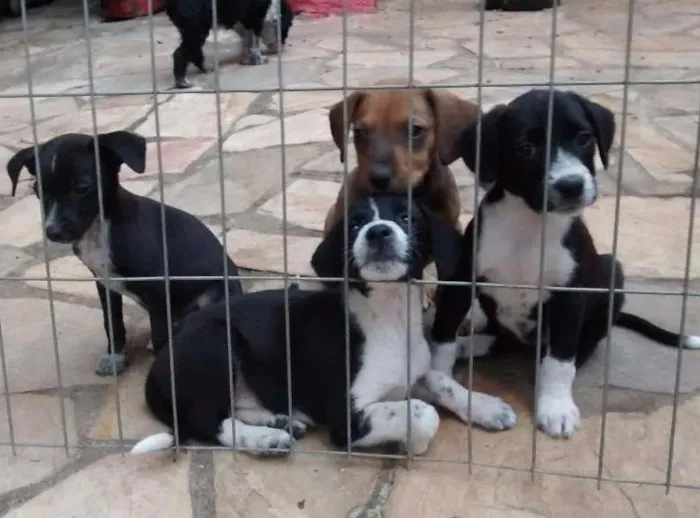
[[365, 223, 393, 244], [553, 175, 584, 200], [45, 222, 64, 242]]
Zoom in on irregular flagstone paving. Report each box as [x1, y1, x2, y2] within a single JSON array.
[[1, 0, 700, 515]]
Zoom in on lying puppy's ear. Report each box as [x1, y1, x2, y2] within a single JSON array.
[[457, 104, 507, 186], [92, 131, 147, 174], [420, 205, 463, 281], [566, 92, 615, 169], [6, 146, 38, 196], [328, 92, 364, 163], [311, 216, 348, 282], [424, 89, 481, 166]]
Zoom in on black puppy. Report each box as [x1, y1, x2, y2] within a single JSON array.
[[7, 132, 243, 376], [430, 89, 700, 439], [167, 0, 295, 89], [130, 194, 516, 455]]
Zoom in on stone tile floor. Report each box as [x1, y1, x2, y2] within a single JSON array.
[[1, 0, 700, 515]]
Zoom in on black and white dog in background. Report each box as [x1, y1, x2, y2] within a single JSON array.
[[430, 89, 700, 439], [6, 132, 243, 376], [131, 194, 516, 455]]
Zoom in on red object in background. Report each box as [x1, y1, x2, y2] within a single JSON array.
[[101, 0, 165, 21], [286, 0, 375, 17]]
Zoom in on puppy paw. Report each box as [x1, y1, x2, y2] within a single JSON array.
[[536, 396, 580, 438], [240, 50, 268, 66], [408, 401, 440, 456], [470, 393, 517, 431], [174, 77, 193, 89], [95, 353, 127, 376], [271, 414, 308, 439], [253, 428, 293, 456]]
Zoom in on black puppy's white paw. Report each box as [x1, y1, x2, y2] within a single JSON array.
[[174, 77, 194, 90], [95, 353, 127, 376]]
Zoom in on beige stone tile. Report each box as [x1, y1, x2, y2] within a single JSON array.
[[270, 90, 343, 114], [4, 453, 192, 518], [0, 447, 72, 495], [137, 92, 258, 139], [223, 109, 331, 152], [258, 179, 340, 231], [0, 393, 78, 448], [326, 50, 455, 69], [120, 179, 159, 198], [234, 114, 276, 132], [224, 229, 320, 276], [0, 196, 44, 248], [462, 38, 556, 59], [214, 433, 380, 518], [584, 196, 700, 278], [301, 147, 357, 173], [0, 298, 122, 393], [654, 115, 700, 151], [87, 353, 163, 442], [121, 138, 214, 179]]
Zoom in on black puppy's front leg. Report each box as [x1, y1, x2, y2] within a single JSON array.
[[95, 283, 128, 376], [240, 29, 268, 65], [430, 222, 476, 374], [535, 295, 584, 439]]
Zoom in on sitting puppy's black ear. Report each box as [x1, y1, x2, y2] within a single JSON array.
[[311, 216, 349, 283], [566, 92, 615, 169], [92, 131, 147, 174], [6, 146, 39, 196], [457, 104, 508, 186], [421, 206, 463, 281]]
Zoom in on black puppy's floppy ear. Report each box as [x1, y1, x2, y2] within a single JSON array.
[[457, 104, 508, 186], [6, 146, 38, 197], [311, 215, 348, 283], [92, 131, 147, 174], [420, 205, 463, 281], [567, 92, 615, 169]]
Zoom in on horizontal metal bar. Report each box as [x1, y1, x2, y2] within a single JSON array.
[[1, 77, 700, 100]]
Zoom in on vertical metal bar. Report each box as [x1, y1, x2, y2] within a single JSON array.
[[531, 0, 560, 479], [80, 0, 125, 453], [19, 0, 70, 455], [274, 0, 295, 456], [145, 0, 180, 455], [341, 0, 352, 459], [404, 0, 416, 469], [466, 0, 489, 476], [0, 313, 16, 455], [596, 0, 637, 489], [210, 0, 237, 456], [664, 93, 700, 493]]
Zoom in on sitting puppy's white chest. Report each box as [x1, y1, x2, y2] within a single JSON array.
[[477, 195, 576, 342], [350, 286, 431, 408]]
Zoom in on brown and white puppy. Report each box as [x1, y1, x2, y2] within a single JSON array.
[[323, 80, 481, 244]]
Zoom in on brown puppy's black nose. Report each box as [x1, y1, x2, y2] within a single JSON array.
[[368, 164, 392, 191]]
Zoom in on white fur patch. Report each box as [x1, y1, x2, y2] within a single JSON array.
[[477, 193, 576, 342], [350, 284, 431, 409], [74, 218, 130, 297], [130, 432, 175, 454], [352, 399, 439, 455], [536, 355, 579, 438], [217, 418, 292, 454], [549, 149, 597, 209], [456, 333, 496, 359], [683, 335, 700, 349]]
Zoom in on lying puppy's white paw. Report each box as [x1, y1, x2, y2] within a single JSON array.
[[408, 401, 440, 455], [470, 393, 517, 431], [252, 428, 293, 456], [536, 396, 580, 438]]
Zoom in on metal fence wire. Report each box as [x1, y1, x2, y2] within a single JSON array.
[[1, 0, 699, 498]]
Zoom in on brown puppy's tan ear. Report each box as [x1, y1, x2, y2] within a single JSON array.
[[7, 146, 38, 196], [328, 92, 364, 163], [426, 90, 481, 166]]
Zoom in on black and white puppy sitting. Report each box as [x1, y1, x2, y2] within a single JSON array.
[[130, 194, 516, 456], [430, 89, 700, 439], [7, 132, 243, 376]]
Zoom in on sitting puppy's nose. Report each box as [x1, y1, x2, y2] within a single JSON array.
[[365, 223, 393, 244], [368, 165, 392, 191], [45, 222, 64, 242], [553, 175, 585, 200]]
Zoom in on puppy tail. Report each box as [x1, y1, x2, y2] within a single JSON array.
[[130, 432, 175, 454], [616, 312, 700, 349]]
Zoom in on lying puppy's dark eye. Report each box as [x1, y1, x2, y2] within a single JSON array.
[[517, 142, 536, 159], [400, 213, 410, 224], [350, 222, 361, 233], [575, 131, 594, 147]]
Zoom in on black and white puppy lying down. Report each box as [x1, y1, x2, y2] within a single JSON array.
[[166, 0, 295, 88], [131, 194, 516, 455], [6, 132, 243, 376], [430, 89, 700, 439]]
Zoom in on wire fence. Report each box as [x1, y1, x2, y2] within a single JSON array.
[[0, 0, 699, 499]]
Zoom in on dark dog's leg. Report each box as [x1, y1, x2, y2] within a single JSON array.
[[173, 27, 210, 89], [240, 1, 271, 66], [576, 254, 625, 368], [149, 311, 172, 352], [95, 283, 128, 376]]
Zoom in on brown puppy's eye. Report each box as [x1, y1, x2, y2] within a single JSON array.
[[353, 126, 369, 140], [575, 131, 594, 147], [409, 124, 425, 140], [517, 142, 536, 159]]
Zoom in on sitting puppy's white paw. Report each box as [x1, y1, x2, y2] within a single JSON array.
[[408, 401, 440, 455], [536, 395, 580, 438]]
